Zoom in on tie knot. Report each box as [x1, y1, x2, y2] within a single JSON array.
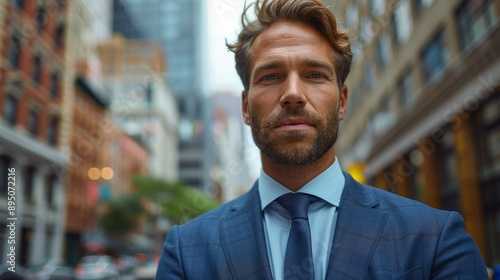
[[276, 193, 316, 220]]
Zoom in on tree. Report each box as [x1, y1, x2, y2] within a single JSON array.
[[132, 176, 220, 225], [100, 193, 145, 235]]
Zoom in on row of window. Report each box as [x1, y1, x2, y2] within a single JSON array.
[[330, 0, 494, 133], [3, 94, 59, 146], [7, 37, 61, 99], [369, 0, 493, 116], [355, 0, 493, 90], [0, 156, 57, 207], [10, 0, 66, 49]]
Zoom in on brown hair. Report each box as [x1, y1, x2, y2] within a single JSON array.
[[227, 0, 352, 91]]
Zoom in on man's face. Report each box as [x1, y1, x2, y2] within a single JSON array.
[[242, 21, 348, 166]]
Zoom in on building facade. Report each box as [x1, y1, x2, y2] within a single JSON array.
[[111, 0, 212, 192], [97, 37, 178, 182], [107, 122, 149, 197], [334, 0, 500, 266], [209, 93, 254, 202], [0, 0, 69, 266], [64, 76, 110, 264]]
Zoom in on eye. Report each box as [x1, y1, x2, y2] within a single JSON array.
[[260, 75, 279, 81], [308, 73, 326, 79]]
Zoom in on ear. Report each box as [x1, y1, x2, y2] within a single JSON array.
[[242, 91, 251, 125], [338, 84, 348, 120]]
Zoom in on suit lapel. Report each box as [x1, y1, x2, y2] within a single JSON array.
[[219, 183, 273, 280], [325, 173, 388, 280]]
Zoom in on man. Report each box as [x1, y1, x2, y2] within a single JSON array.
[[156, 0, 488, 279]]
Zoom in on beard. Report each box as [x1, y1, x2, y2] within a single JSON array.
[[249, 105, 340, 166]]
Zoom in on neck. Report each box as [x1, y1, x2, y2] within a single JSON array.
[[261, 147, 336, 191]]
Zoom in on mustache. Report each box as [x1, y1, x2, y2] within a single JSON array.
[[264, 108, 321, 128]]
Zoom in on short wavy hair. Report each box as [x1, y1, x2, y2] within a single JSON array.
[[227, 0, 352, 92]]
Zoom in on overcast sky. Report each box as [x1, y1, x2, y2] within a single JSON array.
[[204, 0, 246, 96], [204, 0, 262, 180]]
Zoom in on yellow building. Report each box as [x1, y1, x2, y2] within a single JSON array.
[[333, 0, 500, 266]]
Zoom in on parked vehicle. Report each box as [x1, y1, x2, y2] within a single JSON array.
[[0, 263, 25, 279], [132, 261, 157, 280], [132, 256, 160, 280], [22, 258, 74, 280], [74, 255, 119, 280], [114, 256, 136, 275]]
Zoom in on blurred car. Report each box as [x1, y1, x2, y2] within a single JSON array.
[[114, 256, 136, 276], [74, 255, 119, 280], [0, 263, 25, 280], [22, 258, 74, 280], [132, 261, 157, 280]]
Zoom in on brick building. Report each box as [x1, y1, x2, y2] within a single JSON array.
[[64, 76, 110, 264], [97, 36, 179, 182], [0, 0, 68, 265]]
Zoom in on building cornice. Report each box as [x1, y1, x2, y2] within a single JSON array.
[[75, 76, 109, 108], [0, 122, 68, 168]]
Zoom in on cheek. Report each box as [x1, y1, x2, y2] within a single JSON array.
[[248, 96, 276, 116], [311, 96, 339, 115]]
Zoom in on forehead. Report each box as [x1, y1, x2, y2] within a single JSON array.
[[250, 21, 335, 70]]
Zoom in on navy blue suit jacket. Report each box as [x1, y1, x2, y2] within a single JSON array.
[[156, 172, 488, 279]]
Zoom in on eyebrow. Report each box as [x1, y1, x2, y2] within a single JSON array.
[[302, 58, 335, 76], [252, 60, 285, 80]]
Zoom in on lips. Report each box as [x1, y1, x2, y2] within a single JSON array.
[[273, 118, 314, 130]]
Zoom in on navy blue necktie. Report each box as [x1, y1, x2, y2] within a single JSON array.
[[277, 193, 316, 280]]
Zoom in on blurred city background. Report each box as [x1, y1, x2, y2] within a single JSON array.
[[0, 0, 499, 279]]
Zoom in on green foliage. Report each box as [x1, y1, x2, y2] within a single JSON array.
[[132, 176, 220, 225], [100, 193, 145, 235]]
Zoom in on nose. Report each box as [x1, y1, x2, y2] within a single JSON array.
[[279, 73, 307, 109]]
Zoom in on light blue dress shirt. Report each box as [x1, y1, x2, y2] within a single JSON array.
[[258, 158, 345, 280]]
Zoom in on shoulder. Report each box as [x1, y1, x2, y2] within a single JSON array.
[[173, 185, 258, 237], [342, 171, 452, 232], [370, 185, 451, 226]]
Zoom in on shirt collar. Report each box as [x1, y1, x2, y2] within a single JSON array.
[[258, 157, 345, 211]]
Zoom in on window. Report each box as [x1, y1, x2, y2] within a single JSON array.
[[0, 156, 13, 196], [24, 166, 35, 201], [57, 0, 65, 10], [398, 69, 415, 108], [8, 35, 21, 68], [351, 40, 363, 63], [415, 0, 434, 13], [370, 94, 396, 135], [436, 126, 461, 212], [50, 72, 59, 99], [28, 109, 39, 137], [406, 151, 424, 201], [456, 0, 494, 49], [359, 16, 372, 44], [370, 0, 386, 17], [32, 55, 42, 84], [475, 93, 500, 181], [392, 0, 413, 43], [376, 32, 392, 69], [474, 92, 500, 265], [47, 117, 59, 147], [46, 174, 56, 207], [54, 25, 64, 50], [4, 95, 18, 125], [421, 30, 447, 82], [36, 7, 46, 32], [12, 0, 23, 9], [346, 4, 359, 28], [363, 62, 376, 91]]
